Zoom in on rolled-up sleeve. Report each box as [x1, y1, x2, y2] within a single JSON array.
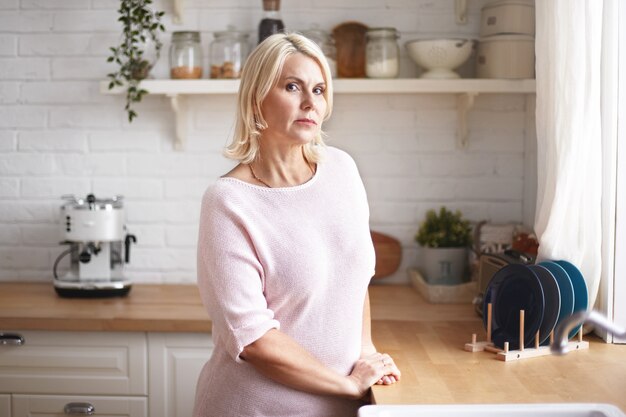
[[197, 188, 279, 362]]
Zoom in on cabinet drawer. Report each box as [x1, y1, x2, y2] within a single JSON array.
[[0, 330, 146, 395], [0, 394, 9, 417], [12, 394, 147, 417]]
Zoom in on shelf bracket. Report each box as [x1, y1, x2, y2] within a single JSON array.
[[167, 94, 188, 150], [455, 0, 468, 24], [172, 0, 184, 24], [456, 92, 477, 149]]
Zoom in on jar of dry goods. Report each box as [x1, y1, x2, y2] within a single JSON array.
[[210, 29, 250, 79], [365, 27, 400, 78], [258, 0, 284, 44], [169, 31, 203, 79], [302, 26, 337, 78]]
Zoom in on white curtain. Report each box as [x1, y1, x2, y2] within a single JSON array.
[[534, 0, 610, 308]]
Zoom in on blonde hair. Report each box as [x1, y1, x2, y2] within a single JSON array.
[[224, 32, 334, 164]]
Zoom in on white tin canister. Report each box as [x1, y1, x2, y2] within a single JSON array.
[[476, 34, 535, 79]]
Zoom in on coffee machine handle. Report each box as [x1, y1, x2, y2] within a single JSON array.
[[125, 234, 137, 263]]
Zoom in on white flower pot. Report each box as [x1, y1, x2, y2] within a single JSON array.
[[419, 246, 469, 285]]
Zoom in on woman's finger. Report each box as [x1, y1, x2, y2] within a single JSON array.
[[384, 362, 401, 382]]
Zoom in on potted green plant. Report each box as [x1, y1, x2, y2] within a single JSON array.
[[415, 206, 472, 285], [107, 0, 166, 122]]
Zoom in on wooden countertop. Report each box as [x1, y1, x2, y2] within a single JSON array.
[[1, 282, 625, 409], [0, 282, 211, 332], [368, 287, 626, 410]]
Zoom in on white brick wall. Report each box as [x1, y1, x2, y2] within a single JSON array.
[[0, 0, 535, 285]]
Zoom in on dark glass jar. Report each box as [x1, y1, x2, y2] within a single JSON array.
[[258, 0, 284, 44]]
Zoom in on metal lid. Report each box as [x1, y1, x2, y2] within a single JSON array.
[[172, 31, 201, 42], [213, 30, 250, 40], [478, 34, 534, 42], [366, 27, 398, 39], [482, 0, 535, 10], [406, 37, 474, 44], [61, 194, 124, 210]]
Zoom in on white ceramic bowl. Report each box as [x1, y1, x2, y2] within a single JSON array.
[[405, 38, 474, 79]]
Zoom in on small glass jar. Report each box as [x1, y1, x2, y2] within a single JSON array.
[[169, 31, 203, 79], [258, 0, 284, 44], [302, 26, 337, 78], [210, 29, 250, 79], [365, 28, 400, 79]]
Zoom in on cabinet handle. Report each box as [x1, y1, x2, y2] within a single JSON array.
[[0, 332, 25, 345], [64, 402, 95, 415]]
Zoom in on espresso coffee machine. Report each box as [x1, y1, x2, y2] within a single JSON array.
[[53, 194, 137, 297]]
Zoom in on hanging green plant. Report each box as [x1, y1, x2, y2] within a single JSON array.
[[107, 0, 166, 122]]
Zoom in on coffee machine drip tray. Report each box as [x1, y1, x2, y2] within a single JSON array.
[[54, 278, 132, 298]]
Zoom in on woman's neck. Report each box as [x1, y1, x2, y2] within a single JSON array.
[[250, 145, 315, 188]]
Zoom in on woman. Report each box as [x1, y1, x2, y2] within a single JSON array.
[[194, 32, 401, 417]]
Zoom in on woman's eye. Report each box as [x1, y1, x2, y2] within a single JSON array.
[[313, 86, 325, 95], [286, 83, 298, 92]]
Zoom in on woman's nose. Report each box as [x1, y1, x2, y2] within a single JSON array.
[[301, 93, 315, 111]]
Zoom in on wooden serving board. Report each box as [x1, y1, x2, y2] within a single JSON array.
[[332, 21, 368, 78], [371, 231, 402, 279]]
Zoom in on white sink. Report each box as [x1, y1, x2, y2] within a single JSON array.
[[358, 403, 626, 417]]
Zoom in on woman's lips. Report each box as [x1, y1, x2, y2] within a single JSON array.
[[296, 118, 317, 125]]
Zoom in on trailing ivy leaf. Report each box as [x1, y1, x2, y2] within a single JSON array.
[[107, 0, 166, 122]]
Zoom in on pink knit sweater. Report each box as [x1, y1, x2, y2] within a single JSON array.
[[194, 147, 375, 417]]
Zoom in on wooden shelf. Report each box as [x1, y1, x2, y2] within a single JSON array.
[[99, 78, 536, 150], [100, 78, 536, 95]]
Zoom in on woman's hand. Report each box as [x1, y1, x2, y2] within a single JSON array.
[[345, 352, 401, 399]]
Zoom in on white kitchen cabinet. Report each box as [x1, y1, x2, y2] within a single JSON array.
[[12, 394, 147, 417], [0, 330, 147, 396], [0, 394, 10, 417], [148, 332, 214, 417], [0, 330, 214, 417]]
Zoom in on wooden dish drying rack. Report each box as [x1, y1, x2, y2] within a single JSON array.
[[465, 303, 589, 361]]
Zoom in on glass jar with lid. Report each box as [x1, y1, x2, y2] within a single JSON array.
[[302, 26, 337, 78], [169, 31, 203, 79], [258, 0, 284, 44], [210, 28, 250, 79], [365, 28, 400, 78]]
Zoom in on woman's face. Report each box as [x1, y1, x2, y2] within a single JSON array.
[[259, 53, 327, 147]]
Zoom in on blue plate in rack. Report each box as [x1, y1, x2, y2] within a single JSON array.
[[555, 260, 588, 339], [529, 264, 560, 345], [538, 261, 575, 326], [483, 264, 545, 350]]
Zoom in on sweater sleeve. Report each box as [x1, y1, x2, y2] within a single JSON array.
[[196, 187, 280, 362]]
